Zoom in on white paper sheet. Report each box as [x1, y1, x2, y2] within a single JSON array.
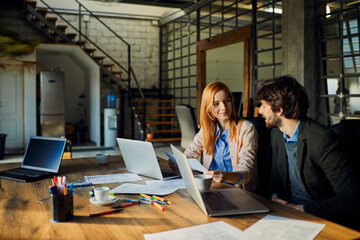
[[244, 215, 325, 240], [162, 149, 207, 173], [111, 183, 177, 196], [145, 178, 186, 190], [84, 173, 142, 184], [144, 221, 251, 240]]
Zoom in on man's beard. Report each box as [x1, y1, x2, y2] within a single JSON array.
[[265, 112, 282, 129]]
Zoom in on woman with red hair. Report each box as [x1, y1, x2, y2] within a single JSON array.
[[172, 82, 258, 190]]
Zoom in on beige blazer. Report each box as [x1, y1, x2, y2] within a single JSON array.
[[184, 119, 258, 191]]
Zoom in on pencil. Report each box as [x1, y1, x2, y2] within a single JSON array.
[[150, 200, 165, 211], [89, 209, 124, 217], [152, 195, 172, 205]]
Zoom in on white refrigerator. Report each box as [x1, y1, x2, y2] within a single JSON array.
[[40, 71, 65, 137]]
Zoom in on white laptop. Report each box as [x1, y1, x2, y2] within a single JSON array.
[[171, 144, 269, 216], [117, 138, 180, 180]]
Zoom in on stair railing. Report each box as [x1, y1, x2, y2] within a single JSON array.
[[24, 0, 149, 140]]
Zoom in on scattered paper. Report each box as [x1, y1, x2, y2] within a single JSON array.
[[162, 149, 207, 173], [146, 178, 186, 190], [144, 221, 251, 240], [244, 215, 325, 240], [111, 183, 177, 196], [84, 173, 142, 184]]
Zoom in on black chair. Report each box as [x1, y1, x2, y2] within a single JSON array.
[[232, 92, 243, 116], [175, 104, 199, 149], [331, 119, 360, 231], [243, 117, 272, 197], [331, 119, 360, 178]]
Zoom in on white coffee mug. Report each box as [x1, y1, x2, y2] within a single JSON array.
[[194, 174, 213, 190], [94, 186, 110, 202]]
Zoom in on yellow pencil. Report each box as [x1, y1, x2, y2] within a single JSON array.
[[140, 193, 152, 199], [152, 195, 172, 205]]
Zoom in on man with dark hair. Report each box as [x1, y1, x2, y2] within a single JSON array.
[[255, 76, 360, 230]]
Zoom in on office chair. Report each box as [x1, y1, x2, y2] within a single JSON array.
[[331, 119, 360, 176], [175, 104, 199, 149], [243, 117, 272, 197], [232, 92, 243, 116]]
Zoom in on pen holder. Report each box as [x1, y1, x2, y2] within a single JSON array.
[[50, 193, 74, 222]]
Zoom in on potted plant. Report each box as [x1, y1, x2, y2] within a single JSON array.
[[145, 123, 154, 141]]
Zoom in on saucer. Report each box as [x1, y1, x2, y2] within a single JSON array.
[[90, 195, 118, 206]]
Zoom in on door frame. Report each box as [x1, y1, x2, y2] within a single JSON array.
[[196, 25, 252, 118]]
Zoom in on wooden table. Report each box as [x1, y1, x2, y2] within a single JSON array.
[[0, 156, 359, 239]]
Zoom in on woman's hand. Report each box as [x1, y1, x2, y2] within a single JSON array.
[[204, 169, 224, 183]]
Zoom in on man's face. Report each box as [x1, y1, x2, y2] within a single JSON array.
[[258, 100, 282, 129]]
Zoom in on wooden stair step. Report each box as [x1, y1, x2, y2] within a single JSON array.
[[84, 48, 96, 54], [146, 121, 179, 125], [113, 71, 123, 75], [66, 33, 77, 39], [147, 138, 181, 142], [94, 56, 105, 61], [140, 113, 177, 117], [76, 40, 87, 46], [121, 78, 128, 81], [137, 106, 175, 110], [26, 0, 37, 8], [134, 99, 176, 103], [37, 8, 48, 17], [57, 25, 67, 32], [103, 63, 114, 68], [46, 17, 57, 25], [153, 129, 181, 133]]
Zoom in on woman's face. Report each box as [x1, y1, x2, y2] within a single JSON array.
[[211, 90, 232, 124]]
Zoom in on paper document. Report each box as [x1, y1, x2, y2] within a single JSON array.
[[144, 221, 251, 240], [111, 183, 177, 196], [162, 149, 207, 173], [244, 215, 325, 240], [145, 178, 186, 190], [84, 173, 142, 184]]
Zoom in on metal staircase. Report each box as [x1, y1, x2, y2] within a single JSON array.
[[22, 0, 181, 143]]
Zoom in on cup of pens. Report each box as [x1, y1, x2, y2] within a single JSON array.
[[49, 176, 74, 222]]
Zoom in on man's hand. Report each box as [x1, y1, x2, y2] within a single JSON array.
[[271, 194, 288, 204], [286, 204, 303, 211], [168, 160, 179, 170]]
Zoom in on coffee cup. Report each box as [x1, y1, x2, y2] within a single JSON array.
[[194, 174, 213, 190], [96, 153, 110, 165], [94, 186, 110, 203]]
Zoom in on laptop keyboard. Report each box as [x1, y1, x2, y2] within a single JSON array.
[[5, 168, 47, 178], [201, 191, 238, 211]]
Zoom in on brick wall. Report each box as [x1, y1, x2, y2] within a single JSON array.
[[0, 2, 160, 89]]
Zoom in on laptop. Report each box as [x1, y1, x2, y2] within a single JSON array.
[[0, 136, 66, 182], [116, 138, 180, 180], [171, 144, 269, 216]]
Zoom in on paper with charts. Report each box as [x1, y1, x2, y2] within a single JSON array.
[[162, 149, 207, 173], [244, 215, 325, 240], [84, 173, 142, 184], [144, 221, 251, 240]]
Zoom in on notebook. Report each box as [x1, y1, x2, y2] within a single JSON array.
[[0, 136, 66, 182], [116, 138, 180, 180], [171, 144, 269, 216]]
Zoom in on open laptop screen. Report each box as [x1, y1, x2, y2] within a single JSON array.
[[22, 137, 66, 172]]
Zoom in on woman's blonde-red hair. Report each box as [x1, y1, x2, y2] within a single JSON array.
[[200, 82, 241, 155]]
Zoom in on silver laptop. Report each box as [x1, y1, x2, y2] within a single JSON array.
[[117, 138, 180, 180], [171, 144, 269, 216]]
